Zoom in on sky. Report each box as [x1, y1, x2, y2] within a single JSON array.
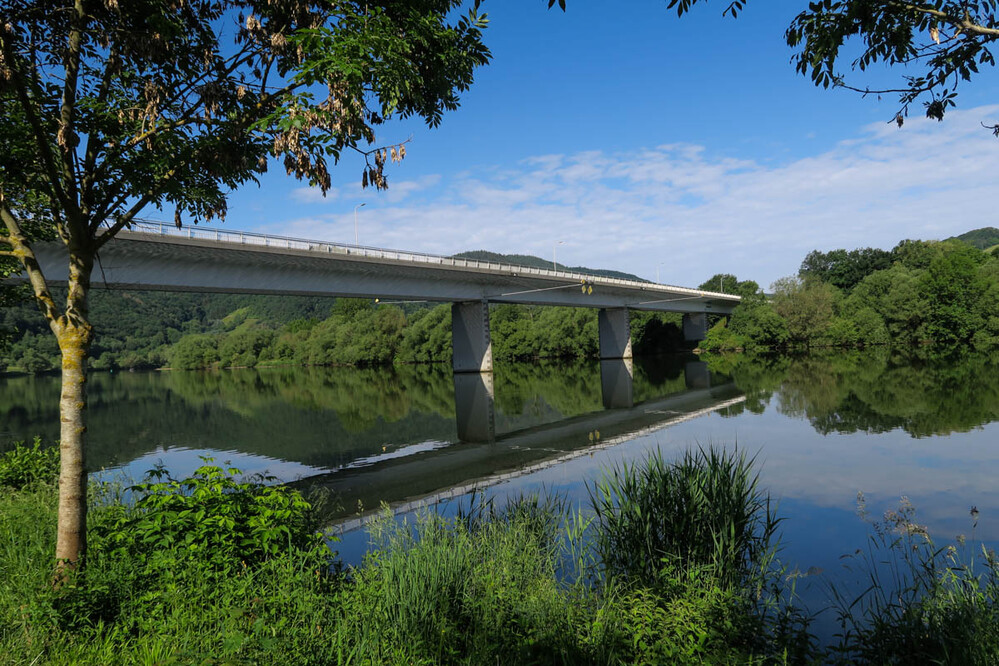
[[211, 0, 999, 289]]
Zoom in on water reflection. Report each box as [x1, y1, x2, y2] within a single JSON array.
[[710, 348, 999, 437], [453, 373, 495, 443], [4, 349, 999, 546], [0, 353, 721, 482], [599, 359, 633, 409]]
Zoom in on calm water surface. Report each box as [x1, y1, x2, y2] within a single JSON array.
[[3, 348, 999, 626]]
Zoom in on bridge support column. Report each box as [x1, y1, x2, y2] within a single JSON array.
[[452, 301, 493, 373], [683, 312, 709, 342], [600, 358, 634, 409], [454, 373, 496, 443], [598, 308, 632, 359], [684, 361, 711, 390]]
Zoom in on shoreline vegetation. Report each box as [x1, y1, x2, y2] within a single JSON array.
[[2, 441, 997, 664]]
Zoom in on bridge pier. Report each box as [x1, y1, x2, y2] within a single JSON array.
[[453, 372, 496, 443], [684, 360, 711, 390], [600, 358, 634, 409], [683, 312, 709, 342], [452, 301, 493, 373], [598, 308, 633, 359]]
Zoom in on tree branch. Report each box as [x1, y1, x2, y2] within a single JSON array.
[[0, 204, 59, 324], [0, 32, 73, 216], [56, 0, 86, 224], [94, 166, 181, 249], [80, 44, 122, 217], [886, 1, 999, 38]]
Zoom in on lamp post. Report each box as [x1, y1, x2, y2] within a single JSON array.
[[353, 202, 366, 245], [553, 240, 565, 272], [657, 262, 666, 284]]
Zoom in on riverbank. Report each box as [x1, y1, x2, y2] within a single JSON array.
[[3, 441, 997, 664], [1, 443, 802, 664]]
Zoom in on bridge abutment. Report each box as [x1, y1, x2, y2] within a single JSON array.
[[598, 307, 633, 359], [452, 301, 493, 373], [682, 312, 709, 342]]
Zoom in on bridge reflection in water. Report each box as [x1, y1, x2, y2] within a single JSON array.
[[300, 359, 744, 527]]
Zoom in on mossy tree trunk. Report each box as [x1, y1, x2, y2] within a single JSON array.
[[51, 249, 94, 572]]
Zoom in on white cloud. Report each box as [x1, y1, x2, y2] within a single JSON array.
[[275, 105, 999, 287], [290, 187, 339, 204]]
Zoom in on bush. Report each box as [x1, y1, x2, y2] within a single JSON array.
[[169, 333, 220, 369], [700, 318, 744, 351], [99, 460, 324, 571], [0, 437, 59, 489]]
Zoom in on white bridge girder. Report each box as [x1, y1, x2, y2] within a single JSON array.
[[28, 227, 739, 315], [23, 225, 738, 374]]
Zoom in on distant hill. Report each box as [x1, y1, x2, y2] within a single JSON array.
[[453, 250, 648, 282], [948, 227, 999, 250]]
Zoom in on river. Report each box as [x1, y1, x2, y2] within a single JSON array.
[[3, 348, 998, 631]]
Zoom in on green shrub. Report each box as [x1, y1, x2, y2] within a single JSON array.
[[97, 460, 324, 573], [0, 437, 59, 489], [590, 581, 755, 664], [700, 318, 745, 351], [169, 333, 220, 369]]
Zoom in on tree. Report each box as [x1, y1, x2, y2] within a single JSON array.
[[552, 1, 999, 130], [799, 247, 893, 292], [771, 276, 838, 345], [0, 0, 490, 572]]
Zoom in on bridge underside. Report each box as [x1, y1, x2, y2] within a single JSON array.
[[28, 232, 738, 373]]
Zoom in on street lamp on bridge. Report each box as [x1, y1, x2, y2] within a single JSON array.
[[553, 240, 565, 272], [353, 202, 366, 245]]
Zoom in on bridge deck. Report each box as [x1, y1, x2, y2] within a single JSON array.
[[29, 221, 740, 314]]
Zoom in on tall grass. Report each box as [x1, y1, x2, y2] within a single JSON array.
[[830, 496, 999, 665], [589, 446, 781, 589]]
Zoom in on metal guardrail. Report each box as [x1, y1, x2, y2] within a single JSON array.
[[123, 220, 739, 300]]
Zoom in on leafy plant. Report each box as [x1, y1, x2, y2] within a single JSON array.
[[99, 459, 324, 570], [0, 437, 59, 489]]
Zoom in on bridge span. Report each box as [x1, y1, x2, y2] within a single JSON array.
[[29, 221, 740, 373]]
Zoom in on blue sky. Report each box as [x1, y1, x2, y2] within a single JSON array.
[[213, 0, 999, 288]]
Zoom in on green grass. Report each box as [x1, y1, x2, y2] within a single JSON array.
[[589, 446, 780, 589]]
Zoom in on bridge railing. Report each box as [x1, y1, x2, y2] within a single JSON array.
[[124, 219, 737, 300]]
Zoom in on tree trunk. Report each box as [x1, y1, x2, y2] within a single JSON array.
[[53, 250, 94, 575]]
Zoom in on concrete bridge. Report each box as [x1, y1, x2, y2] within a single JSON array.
[[29, 221, 740, 373]]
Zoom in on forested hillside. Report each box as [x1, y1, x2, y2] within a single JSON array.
[[949, 227, 999, 251], [702, 236, 999, 352], [454, 251, 649, 282]]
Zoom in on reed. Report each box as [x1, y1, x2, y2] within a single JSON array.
[[830, 497, 999, 665], [589, 446, 781, 589]]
